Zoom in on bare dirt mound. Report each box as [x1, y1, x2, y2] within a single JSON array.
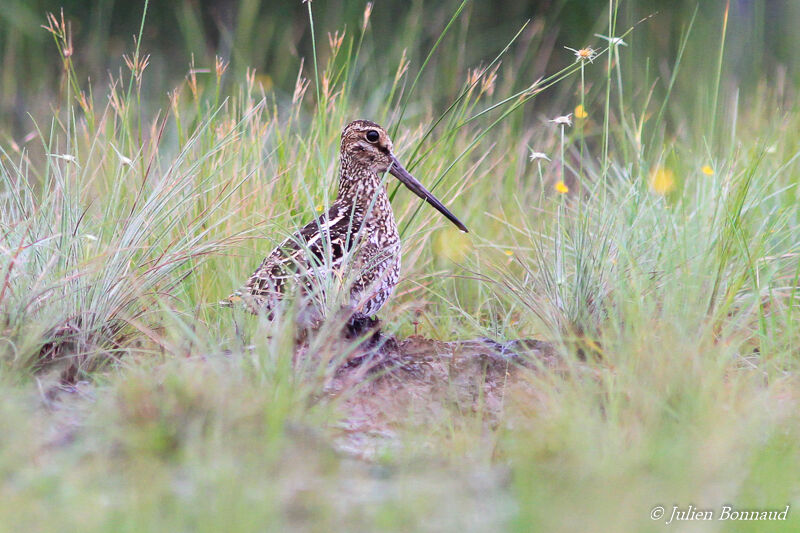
[[323, 334, 559, 458]]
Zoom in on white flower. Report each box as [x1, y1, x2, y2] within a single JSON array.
[[595, 34, 628, 47], [49, 153, 79, 165], [564, 46, 596, 63], [529, 151, 550, 162], [110, 144, 134, 166], [549, 114, 573, 127]]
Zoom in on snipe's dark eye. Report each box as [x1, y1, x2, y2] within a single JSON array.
[[366, 130, 380, 143]]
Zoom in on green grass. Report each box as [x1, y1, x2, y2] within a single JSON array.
[[1, 1, 799, 531]]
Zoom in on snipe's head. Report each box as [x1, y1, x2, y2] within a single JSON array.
[[340, 120, 468, 233], [341, 119, 395, 174]]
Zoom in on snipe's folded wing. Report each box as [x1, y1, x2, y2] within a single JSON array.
[[226, 202, 365, 311]]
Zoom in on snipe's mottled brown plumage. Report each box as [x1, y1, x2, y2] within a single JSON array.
[[225, 120, 467, 320]]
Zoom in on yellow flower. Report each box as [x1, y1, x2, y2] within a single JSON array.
[[555, 181, 569, 194], [504, 250, 514, 256], [649, 167, 676, 195], [433, 227, 472, 262], [701, 165, 714, 176], [574, 104, 588, 119], [316, 204, 324, 212], [255, 74, 273, 90]]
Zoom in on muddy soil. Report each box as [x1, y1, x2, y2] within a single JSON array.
[[319, 334, 560, 458], [38, 331, 560, 460]]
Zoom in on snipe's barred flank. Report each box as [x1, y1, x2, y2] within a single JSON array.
[[224, 120, 468, 318]]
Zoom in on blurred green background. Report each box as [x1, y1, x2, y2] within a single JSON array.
[[1, 0, 799, 136]]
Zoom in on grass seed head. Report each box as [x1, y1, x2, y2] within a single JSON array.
[[362, 2, 373, 32]]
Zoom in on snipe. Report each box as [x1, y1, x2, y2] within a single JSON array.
[[225, 120, 467, 324]]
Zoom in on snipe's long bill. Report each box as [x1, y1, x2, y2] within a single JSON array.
[[225, 119, 468, 318]]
